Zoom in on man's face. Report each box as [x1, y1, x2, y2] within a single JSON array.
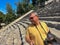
[[29, 13, 38, 24]]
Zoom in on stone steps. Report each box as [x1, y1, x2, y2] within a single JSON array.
[[21, 19, 60, 30], [42, 20, 60, 29], [0, 10, 34, 45], [15, 23, 29, 45], [18, 21, 60, 44], [21, 16, 60, 22], [0, 5, 60, 45], [39, 17, 60, 22], [0, 18, 60, 45], [0, 25, 21, 45], [37, 1, 60, 17], [49, 27, 60, 43]]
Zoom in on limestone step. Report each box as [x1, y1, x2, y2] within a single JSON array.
[[21, 16, 60, 22], [9, 25, 21, 45], [39, 17, 60, 22], [49, 27, 60, 43], [37, 1, 60, 17], [0, 25, 21, 45], [41, 20, 60, 30], [39, 16, 60, 18], [21, 21, 31, 25], [15, 23, 29, 45], [21, 19, 60, 30], [38, 13, 60, 17], [18, 22, 29, 28]]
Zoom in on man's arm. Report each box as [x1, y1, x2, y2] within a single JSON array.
[[25, 28, 34, 45], [25, 35, 34, 45], [25, 34, 31, 43]]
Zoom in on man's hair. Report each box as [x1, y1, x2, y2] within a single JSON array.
[[30, 11, 38, 16]]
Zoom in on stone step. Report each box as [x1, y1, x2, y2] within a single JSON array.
[[18, 22, 29, 28], [15, 23, 29, 45], [22, 19, 60, 30], [0, 25, 21, 45], [0, 27, 11, 45], [16, 23, 26, 35], [20, 19, 29, 22], [39, 17, 60, 22], [49, 27, 60, 43], [50, 27, 60, 38], [21, 21, 31, 25], [21, 16, 60, 22], [41, 20, 60, 30], [38, 13, 60, 17], [8, 23, 24, 44], [37, 1, 60, 17], [40, 16, 60, 18], [42, 20, 60, 24], [22, 19, 60, 24], [9, 25, 21, 45]]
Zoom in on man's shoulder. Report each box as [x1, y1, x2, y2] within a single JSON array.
[[27, 24, 35, 29], [40, 21, 48, 27], [40, 21, 46, 24], [26, 24, 34, 31]]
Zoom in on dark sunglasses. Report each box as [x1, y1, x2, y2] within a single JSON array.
[[30, 16, 36, 19], [30, 17, 34, 19]]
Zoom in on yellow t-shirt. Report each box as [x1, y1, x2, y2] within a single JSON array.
[[26, 21, 49, 45]]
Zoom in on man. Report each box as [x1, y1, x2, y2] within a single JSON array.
[[25, 12, 51, 45]]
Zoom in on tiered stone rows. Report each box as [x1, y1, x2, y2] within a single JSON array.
[[0, 1, 60, 45], [37, 1, 60, 17], [0, 14, 60, 45], [0, 10, 33, 45], [0, 24, 21, 45]]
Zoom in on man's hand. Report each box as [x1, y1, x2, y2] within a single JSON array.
[[30, 40, 34, 45]]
